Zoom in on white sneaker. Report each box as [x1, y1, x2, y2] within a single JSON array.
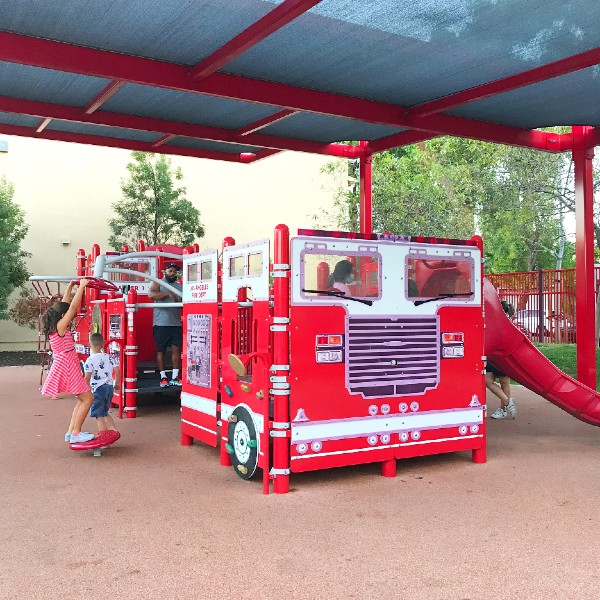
[[490, 407, 508, 419], [506, 398, 517, 419]]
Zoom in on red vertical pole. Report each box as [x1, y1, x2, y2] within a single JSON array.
[[125, 287, 138, 418], [219, 236, 235, 467], [76, 249, 86, 277], [90, 244, 100, 304], [359, 140, 373, 235], [573, 126, 596, 389], [273, 224, 290, 494]]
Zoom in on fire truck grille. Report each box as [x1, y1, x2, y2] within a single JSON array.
[[347, 316, 439, 398]]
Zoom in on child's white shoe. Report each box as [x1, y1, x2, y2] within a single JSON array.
[[506, 398, 517, 419], [70, 432, 95, 443], [490, 407, 508, 419]]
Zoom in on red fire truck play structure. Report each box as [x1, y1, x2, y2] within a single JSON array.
[[180, 225, 485, 494], [32, 225, 485, 493], [31, 240, 193, 418]]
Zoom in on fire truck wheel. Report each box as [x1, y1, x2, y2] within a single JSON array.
[[227, 406, 259, 480]]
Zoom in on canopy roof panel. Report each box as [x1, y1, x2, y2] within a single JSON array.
[[0, 0, 598, 162]]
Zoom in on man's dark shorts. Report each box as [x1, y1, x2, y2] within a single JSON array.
[[486, 363, 506, 378], [91, 383, 114, 418], [153, 325, 183, 352]]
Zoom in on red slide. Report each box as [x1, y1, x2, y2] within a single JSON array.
[[484, 279, 600, 426]]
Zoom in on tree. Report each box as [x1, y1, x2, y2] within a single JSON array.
[[476, 143, 574, 272], [0, 177, 30, 320], [320, 136, 577, 273], [320, 142, 479, 239], [109, 152, 205, 249]]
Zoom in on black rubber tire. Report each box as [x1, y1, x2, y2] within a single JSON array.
[[227, 406, 259, 480]]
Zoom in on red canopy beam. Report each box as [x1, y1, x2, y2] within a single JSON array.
[[85, 80, 125, 114], [411, 46, 600, 118], [236, 109, 296, 136], [191, 0, 322, 80], [241, 149, 282, 163], [369, 130, 440, 153], [0, 32, 561, 152], [0, 95, 359, 158], [0, 122, 248, 162], [152, 133, 176, 148], [36, 117, 52, 133]]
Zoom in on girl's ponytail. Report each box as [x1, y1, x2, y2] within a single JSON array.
[[42, 301, 70, 336]]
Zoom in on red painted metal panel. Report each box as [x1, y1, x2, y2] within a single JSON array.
[[288, 303, 485, 473], [191, 0, 323, 79]]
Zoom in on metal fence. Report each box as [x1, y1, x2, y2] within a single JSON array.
[[486, 268, 600, 344]]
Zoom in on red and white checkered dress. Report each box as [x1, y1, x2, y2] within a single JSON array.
[[41, 331, 91, 397]]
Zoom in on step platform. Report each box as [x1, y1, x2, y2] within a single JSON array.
[[70, 429, 121, 457]]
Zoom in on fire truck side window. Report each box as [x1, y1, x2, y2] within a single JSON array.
[[302, 252, 380, 298], [187, 262, 199, 282], [200, 261, 212, 281], [230, 255, 245, 277], [406, 257, 472, 299], [248, 253, 262, 277]]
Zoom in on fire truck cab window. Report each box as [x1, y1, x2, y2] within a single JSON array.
[[406, 257, 472, 299], [108, 259, 151, 282], [302, 252, 380, 298]]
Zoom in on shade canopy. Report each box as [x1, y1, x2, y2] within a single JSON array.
[[0, 0, 599, 162]]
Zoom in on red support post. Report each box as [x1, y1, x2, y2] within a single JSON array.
[[572, 126, 596, 389], [219, 236, 235, 467], [125, 288, 138, 418], [272, 224, 290, 493], [76, 248, 86, 277], [359, 141, 373, 235]]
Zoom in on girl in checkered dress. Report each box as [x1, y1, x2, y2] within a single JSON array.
[[41, 279, 96, 443]]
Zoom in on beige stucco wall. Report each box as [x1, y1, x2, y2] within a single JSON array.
[[0, 136, 341, 350]]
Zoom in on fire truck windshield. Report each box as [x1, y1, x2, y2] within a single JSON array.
[[301, 251, 381, 300], [107, 259, 151, 282], [406, 256, 474, 303], [301, 288, 374, 306]]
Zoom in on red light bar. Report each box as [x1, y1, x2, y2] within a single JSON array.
[[298, 229, 476, 246]]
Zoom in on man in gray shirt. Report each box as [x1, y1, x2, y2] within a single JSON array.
[[148, 262, 183, 387]]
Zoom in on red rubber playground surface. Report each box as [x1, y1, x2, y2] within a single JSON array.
[[2, 365, 600, 600]]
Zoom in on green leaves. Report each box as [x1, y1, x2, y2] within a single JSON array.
[[0, 177, 30, 320], [321, 135, 579, 273], [108, 152, 205, 249]]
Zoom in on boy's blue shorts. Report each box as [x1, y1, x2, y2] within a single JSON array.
[[90, 383, 114, 418]]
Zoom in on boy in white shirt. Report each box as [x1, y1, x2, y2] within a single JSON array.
[[84, 332, 121, 433]]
